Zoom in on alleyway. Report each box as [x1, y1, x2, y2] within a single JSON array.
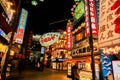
[[7, 65, 71, 80]]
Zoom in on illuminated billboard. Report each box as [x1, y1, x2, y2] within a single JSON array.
[[98, 0, 120, 48], [40, 32, 60, 46], [15, 8, 28, 44], [84, 0, 98, 38], [66, 25, 73, 50], [41, 47, 45, 54], [0, 28, 9, 41], [74, 0, 84, 20]]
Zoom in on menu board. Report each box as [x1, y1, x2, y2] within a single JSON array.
[[112, 60, 120, 80]]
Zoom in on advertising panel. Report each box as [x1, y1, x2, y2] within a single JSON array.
[[0, 28, 9, 41], [66, 25, 72, 50], [98, 0, 120, 48], [100, 49, 113, 80], [41, 47, 45, 54], [15, 8, 28, 44], [84, 0, 98, 38], [40, 32, 60, 46], [74, 0, 84, 20]]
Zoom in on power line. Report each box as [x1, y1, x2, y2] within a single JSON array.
[[49, 18, 73, 25]]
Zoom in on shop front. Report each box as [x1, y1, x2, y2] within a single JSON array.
[[66, 54, 100, 80], [70, 33, 100, 80], [51, 58, 66, 70]]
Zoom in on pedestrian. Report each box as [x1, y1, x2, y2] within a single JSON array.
[[40, 62, 44, 71], [71, 62, 80, 80], [18, 59, 24, 74]]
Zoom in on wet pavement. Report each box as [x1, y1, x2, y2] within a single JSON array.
[[7, 66, 72, 80]]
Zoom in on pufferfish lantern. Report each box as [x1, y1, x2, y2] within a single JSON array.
[[111, 0, 120, 34]]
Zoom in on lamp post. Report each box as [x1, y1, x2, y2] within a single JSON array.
[[1, 0, 21, 80]]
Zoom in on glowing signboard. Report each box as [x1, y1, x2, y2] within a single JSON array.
[[0, 0, 16, 24], [98, 0, 120, 48], [41, 47, 45, 54], [15, 8, 28, 44], [84, 0, 98, 38], [0, 28, 9, 41], [74, 0, 84, 20], [66, 25, 73, 50], [40, 32, 60, 46]]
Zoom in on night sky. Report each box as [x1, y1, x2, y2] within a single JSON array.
[[21, 0, 75, 35]]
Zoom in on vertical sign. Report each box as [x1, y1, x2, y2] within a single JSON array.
[[100, 49, 113, 79], [15, 8, 28, 44], [66, 25, 72, 50], [74, 0, 85, 20], [84, 0, 98, 38], [98, 0, 120, 48]]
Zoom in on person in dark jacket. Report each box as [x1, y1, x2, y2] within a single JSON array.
[[71, 62, 80, 80], [18, 59, 24, 74]]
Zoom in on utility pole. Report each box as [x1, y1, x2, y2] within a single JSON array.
[[87, 0, 96, 80], [1, 0, 21, 80]]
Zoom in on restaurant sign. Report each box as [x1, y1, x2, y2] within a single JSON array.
[[84, 0, 98, 38], [15, 8, 28, 44], [40, 32, 60, 46], [98, 0, 120, 48]]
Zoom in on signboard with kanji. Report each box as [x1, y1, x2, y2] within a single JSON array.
[[15, 8, 28, 44], [98, 0, 120, 48]]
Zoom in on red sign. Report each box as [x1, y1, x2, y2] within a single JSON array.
[[40, 32, 60, 46], [41, 36, 55, 43], [111, 0, 120, 34], [66, 25, 72, 50], [84, 0, 98, 38]]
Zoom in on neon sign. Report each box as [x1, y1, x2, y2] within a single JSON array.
[[0, 0, 16, 24], [84, 0, 98, 38], [40, 32, 60, 46], [74, 0, 84, 20], [0, 28, 9, 41], [66, 25, 73, 50], [15, 8, 28, 44]]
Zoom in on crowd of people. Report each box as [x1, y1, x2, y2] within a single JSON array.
[[29, 56, 44, 71]]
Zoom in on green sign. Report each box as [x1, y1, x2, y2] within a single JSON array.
[[31, 0, 38, 6], [74, 1, 84, 20]]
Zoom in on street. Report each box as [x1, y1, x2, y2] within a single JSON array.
[[7, 66, 72, 80]]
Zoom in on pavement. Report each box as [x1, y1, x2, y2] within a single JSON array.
[[6, 65, 72, 80]]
